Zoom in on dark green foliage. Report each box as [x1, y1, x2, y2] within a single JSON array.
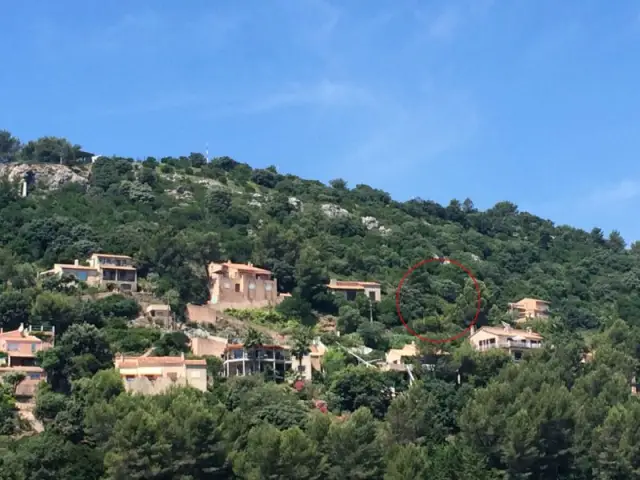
[[3, 130, 640, 478]]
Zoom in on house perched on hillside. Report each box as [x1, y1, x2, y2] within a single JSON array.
[[326, 279, 381, 302], [207, 261, 286, 309], [469, 325, 543, 361], [39, 253, 138, 292], [0, 324, 55, 397], [114, 353, 207, 394], [508, 298, 550, 323], [222, 343, 312, 381]]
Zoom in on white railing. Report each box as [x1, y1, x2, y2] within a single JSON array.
[[477, 341, 543, 351]]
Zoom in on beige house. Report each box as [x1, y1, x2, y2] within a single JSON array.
[[309, 340, 327, 372], [115, 353, 207, 394], [327, 279, 381, 302], [89, 254, 137, 291], [469, 325, 543, 361], [207, 262, 283, 309], [39, 253, 137, 292], [190, 336, 228, 358], [145, 304, 172, 328], [386, 343, 419, 366], [0, 324, 54, 398], [508, 298, 550, 323]]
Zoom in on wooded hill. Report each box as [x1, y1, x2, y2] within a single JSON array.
[[0, 131, 639, 479]]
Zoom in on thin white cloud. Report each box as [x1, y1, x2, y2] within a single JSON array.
[[88, 9, 242, 53], [427, 8, 461, 40], [242, 80, 377, 113], [588, 180, 640, 206], [335, 88, 480, 182]]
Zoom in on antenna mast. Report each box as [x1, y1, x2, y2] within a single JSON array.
[[205, 142, 209, 163]]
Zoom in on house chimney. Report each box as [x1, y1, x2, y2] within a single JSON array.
[[526, 327, 532, 333], [248, 262, 253, 267], [181, 352, 185, 359], [470, 325, 476, 335], [74, 259, 79, 266]]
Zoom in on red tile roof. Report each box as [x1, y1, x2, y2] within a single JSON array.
[[225, 343, 288, 351], [218, 262, 272, 275], [0, 329, 46, 343], [116, 356, 207, 368], [328, 280, 381, 290]]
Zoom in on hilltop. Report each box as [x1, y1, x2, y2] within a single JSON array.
[[1, 132, 639, 342]]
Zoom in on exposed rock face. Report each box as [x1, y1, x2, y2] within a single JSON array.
[[361, 215, 391, 235], [361, 216, 380, 230], [321, 203, 350, 218], [288, 197, 303, 210], [0, 163, 88, 189]]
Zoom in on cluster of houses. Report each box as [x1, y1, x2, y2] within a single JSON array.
[[0, 254, 557, 397]]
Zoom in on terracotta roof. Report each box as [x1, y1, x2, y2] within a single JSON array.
[[15, 379, 40, 397], [93, 253, 133, 259], [116, 356, 207, 368], [225, 343, 288, 351], [0, 330, 45, 343], [387, 343, 419, 358], [511, 298, 551, 305], [220, 262, 272, 275], [328, 280, 381, 290], [474, 326, 543, 341]]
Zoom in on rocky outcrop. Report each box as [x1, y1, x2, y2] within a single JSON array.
[[288, 197, 303, 210], [0, 163, 88, 190], [361, 216, 380, 230], [321, 203, 350, 218]]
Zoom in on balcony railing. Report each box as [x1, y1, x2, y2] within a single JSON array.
[[477, 341, 543, 351]]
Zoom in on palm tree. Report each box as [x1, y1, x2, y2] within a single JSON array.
[[290, 326, 314, 380], [243, 328, 267, 375]]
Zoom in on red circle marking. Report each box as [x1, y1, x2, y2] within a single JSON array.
[[395, 257, 481, 344]]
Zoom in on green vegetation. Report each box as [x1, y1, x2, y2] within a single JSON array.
[[0, 130, 640, 478]]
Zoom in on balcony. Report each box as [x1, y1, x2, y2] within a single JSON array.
[[477, 341, 543, 351]]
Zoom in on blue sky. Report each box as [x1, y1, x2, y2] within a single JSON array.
[[3, 1, 640, 241]]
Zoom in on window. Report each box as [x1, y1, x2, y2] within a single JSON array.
[[235, 284, 240, 293], [29, 373, 41, 380], [31, 343, 37, 353], [6, 343, 19, 352], [369, 291, 376, 301], [102, 270, 116, 281], [117, 270, 136, 282]]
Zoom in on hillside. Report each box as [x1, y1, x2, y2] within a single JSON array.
[[1, 132, 640, 479], [1, 133, 639, 336]]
